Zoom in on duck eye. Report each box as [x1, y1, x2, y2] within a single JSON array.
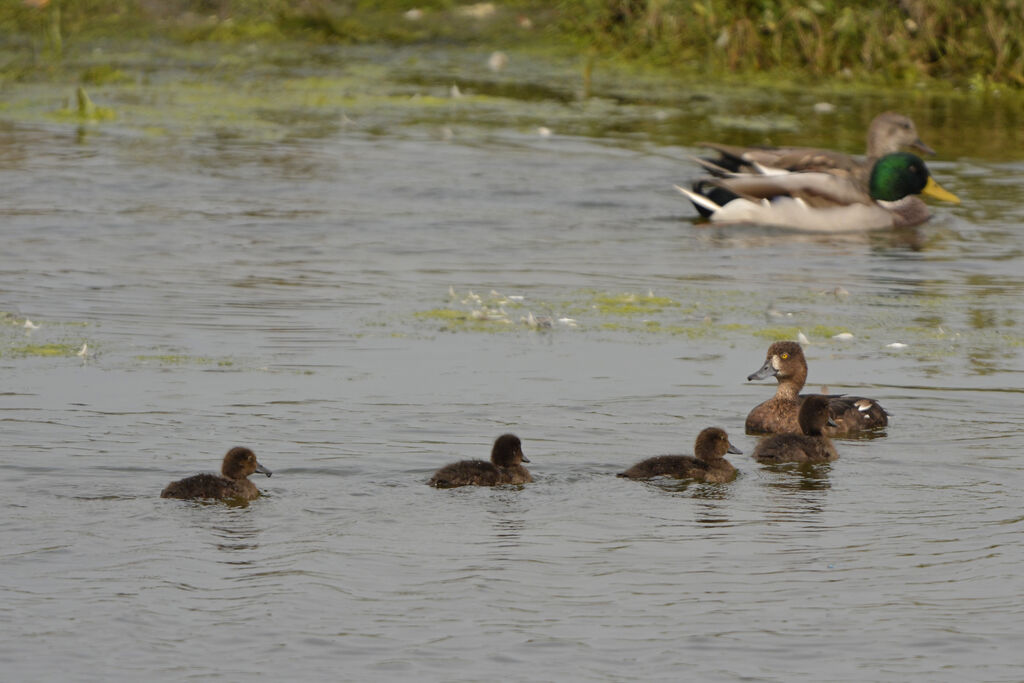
[[780, 352, 788, 359]]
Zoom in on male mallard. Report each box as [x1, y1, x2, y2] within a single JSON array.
[[675, 152, 959, 232], [696, 111, 934, 184]]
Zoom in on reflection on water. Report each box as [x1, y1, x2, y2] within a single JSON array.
[[1, 43, 1024, 682]]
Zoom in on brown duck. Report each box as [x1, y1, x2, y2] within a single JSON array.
[[696, 111, 935, 185], [618, 427, 741, 483], [161, 447, 272, 501], [752, 395, 839, 464], [429, 434, 532, 488], [746, 341, 888, 436]]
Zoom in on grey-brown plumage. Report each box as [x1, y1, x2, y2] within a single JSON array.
[[746, 341, 888, 436], [618, 427, 741, 483], [428, 434, 532, 488], [696, 112, 935, 186], [161, 446, 273, 501], [752, 395, 839, 464]]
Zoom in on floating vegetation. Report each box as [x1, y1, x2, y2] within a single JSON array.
[[6, 343, 84, 358], [51, 87, 116, 122], [0, 312, 92, 359]]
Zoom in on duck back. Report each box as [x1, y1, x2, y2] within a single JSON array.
[[747, 393, 887, 436], [752, 434, 838, 464], [161, 473, 261, 501], [429, 460, 532, 488], [618, 455, 735, 483]]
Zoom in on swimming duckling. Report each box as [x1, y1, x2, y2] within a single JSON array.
[[746, 341, 888, 436], [618, 427, 741, 483], [161, 447, 272, 501], [429, 434, 532, 488], [752, 395, 839, 464]]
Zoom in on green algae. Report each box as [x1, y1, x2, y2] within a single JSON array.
[[50, 86, 116, 122], [6, 343, 83, 358], [589, 292, 682, 316]]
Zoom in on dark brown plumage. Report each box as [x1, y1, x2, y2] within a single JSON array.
[[428, 434, 532, 488], [752, 395, 839, 464], [618, 427, 741, 483], [161, 446, 272, 501], [745, 341, 888, 436]]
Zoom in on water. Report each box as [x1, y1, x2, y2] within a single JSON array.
[[2, 43, 1024, 681]]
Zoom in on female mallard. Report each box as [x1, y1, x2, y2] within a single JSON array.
[[676, 152, 959, 231], [696, 111, 934, 183]]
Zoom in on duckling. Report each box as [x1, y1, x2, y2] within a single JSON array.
[[746, 341, 888, 436], [429, 434, 531, 488], [752, 395, 839, 464], [696, 111, 935, 183], [618, 427, 741, 483], [161, 447, 272, 501], [677, 152, 959, 231]]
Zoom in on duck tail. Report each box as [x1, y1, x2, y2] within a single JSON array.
[[691, 155, 736, 177], [675, 181, 741, 218]]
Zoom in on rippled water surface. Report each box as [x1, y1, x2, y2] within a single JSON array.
[[3, 43, 1024, 681]]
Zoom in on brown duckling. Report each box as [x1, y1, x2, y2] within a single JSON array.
[[161, 446, 272, 501], [618, 427, 741, 483], [752, 395, 839, 464], [429, 434, 531, 488], [746, 341, 888, 436]]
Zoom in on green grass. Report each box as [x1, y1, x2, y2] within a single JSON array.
[[2, 1, 1022, 88]]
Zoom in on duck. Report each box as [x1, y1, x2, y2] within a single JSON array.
[[161, 446, 273, 501], [695, 112, 935, 183], [428, 433, 532, 488], [751, 395, 839, 464], [746, 341, 889, 436], [676, 152, 960, 231], [618, 427, 741, 483]]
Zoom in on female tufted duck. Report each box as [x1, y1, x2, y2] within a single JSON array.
[[746, 341, 888, 436], [618, 427, 741, 483], [752, 395, 839, 464], [428, 434, 532, 488], [161, 446, 272, 501]]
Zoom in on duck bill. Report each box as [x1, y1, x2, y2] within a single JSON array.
[[747, 359, 777, 381], [826, 416, 839, 428], [922, 176, 960, 204], [255, 463, 273, 478], [518, 450, 530, 464], [727, 443, 743, 455], [912, 138, 936, 156]]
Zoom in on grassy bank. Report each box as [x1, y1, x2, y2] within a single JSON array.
[[1, 0, 1022, 89], [560, 0, 1024, 88]]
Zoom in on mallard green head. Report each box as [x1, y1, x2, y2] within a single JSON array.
[[869, 152, 960, 204]]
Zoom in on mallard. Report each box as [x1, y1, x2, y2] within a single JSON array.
[[675, 152, 960, 232], [695, 111, 935, 184]]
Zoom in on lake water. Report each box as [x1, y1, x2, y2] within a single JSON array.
[[2, 42, 1024, 681]]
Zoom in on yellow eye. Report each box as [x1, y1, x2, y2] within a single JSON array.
[[781, 352, 789, 359]]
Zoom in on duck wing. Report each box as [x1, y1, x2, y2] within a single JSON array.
[[698, 143, 867, 180], [713, 171, 872, 206]]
